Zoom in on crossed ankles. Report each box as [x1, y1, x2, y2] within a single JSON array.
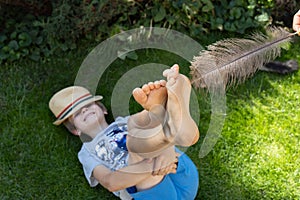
[[127, 64, 199, 158]]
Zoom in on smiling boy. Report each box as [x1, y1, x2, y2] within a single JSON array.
[[49, 64, 199, 200]]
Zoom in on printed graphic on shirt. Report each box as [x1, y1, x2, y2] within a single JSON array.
[[94, 124, 128, 170]]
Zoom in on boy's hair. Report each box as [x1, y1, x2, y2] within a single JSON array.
[[63, 101, 107, 134]]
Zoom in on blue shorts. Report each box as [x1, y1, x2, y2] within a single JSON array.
[[128, 150, 199, 200]]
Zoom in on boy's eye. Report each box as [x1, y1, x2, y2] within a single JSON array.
[[74, 110, 81, 118], [87, 102, 94, 108]]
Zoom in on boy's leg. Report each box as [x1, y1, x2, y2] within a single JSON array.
[[168, 149, 199, 199], [163, 64, 199, 146], [126, 81, 177, 193], [128, 175, 177, 200]]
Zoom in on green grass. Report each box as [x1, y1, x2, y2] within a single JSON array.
[[1, 36, 299, 199], [195, 70, 300, 199]]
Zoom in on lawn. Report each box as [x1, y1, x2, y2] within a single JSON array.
[[1, 32, 299, 199]]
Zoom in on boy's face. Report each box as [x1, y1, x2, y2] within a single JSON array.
[[71, 102, 106, 135]]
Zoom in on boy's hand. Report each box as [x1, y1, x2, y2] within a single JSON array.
[[152, 146, 179, 176]]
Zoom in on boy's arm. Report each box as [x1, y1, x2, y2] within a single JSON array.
[[92, 159, 154, 192]]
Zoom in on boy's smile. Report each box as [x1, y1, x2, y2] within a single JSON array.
[[72, 102, 108, 137], [84, 111, 96, 122]]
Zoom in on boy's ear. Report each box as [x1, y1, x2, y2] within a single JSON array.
[[63, 120, 81, 136]]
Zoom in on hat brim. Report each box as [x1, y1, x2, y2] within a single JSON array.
[[53, 95, 103, 125]]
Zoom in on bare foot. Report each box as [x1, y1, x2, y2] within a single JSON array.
[[127, 80, 172, 158], [127, 108, 173, 158], [163, 64, 199, 146], [132, 80, 167, 111], [130, 79, 169, 132]]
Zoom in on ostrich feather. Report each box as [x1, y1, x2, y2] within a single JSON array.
[[190, 27, 297, 90], [191, 27, 298, 158]]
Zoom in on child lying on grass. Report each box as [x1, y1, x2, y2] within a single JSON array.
[[49, 64, 199, 200]]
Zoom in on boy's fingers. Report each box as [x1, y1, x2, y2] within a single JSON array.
[[152, 162, 177, 176]]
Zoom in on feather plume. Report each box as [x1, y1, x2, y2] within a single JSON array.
[[190, 27, 297, 90], [191, 27, 298, 158]]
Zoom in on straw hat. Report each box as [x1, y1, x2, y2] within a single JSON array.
[[49, 86, 103, 125]]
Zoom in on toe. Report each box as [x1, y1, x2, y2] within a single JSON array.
[[148, 82, 155, 90], [163, 64, 180, 80], [132, 88, 147, 105], [163, 69, 171, 78], [154, 80, 161, 89], [142, 84, 150, 95], [167, 78, 176, 86], [160, 80, 166, 86], [171, 64, 179, 72], [169, 65, 179, 79]]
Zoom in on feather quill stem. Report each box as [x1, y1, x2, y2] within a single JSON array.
[[190, 27, 296, 90], [224, 32, 296, 67]]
